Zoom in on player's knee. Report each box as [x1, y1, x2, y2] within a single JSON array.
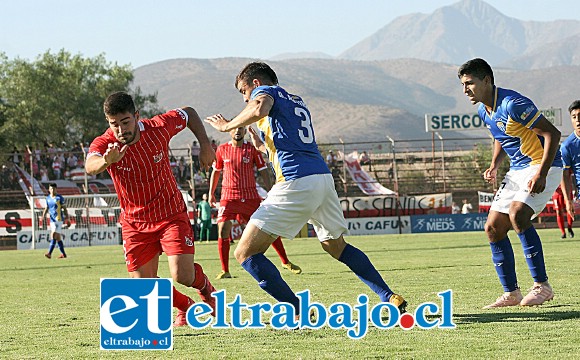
[[233, 247, 248, 264], [484, 221, 504, 240], [173, 271, 194, 287]]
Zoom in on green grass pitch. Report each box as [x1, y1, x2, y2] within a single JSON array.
[[1, 229, 579, 359]]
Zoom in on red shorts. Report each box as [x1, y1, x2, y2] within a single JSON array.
[[217, 199, 261, 224], [121, 212, 195, 272]]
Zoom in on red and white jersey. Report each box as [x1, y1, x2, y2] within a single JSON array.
[[213, 141, 267, 201], [87, 109, 188, 223]]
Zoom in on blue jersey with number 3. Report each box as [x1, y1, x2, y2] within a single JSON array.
[[252, 85, 329, 182]]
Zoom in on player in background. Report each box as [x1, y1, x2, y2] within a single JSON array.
[[196, 193, 213, 242], [205, 62, 406, 320], [552, 185, 574, 239], [43, 183, 69, 259], [85, 91, 217, 327], [458, 58, 562, 308], [209, 125, 301, 280], [560, 100, 580, 235]]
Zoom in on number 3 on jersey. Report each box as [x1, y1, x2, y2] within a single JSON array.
[[295, 107, 314, 143]]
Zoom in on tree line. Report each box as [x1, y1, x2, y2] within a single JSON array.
[[0, 50, 161, 151]]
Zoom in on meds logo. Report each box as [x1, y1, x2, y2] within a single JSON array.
[[100, 278, 173, 350]]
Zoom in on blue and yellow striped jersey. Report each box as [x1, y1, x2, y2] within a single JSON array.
[[478, 86, 562, 169], [560, 132, 580, 198], [46, 194, 66, 222], [252, 85, 330, 183]]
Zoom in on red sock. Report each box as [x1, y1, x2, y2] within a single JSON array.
[[556, 212, 566, 234], [218, 237, 231, 272], [567, 213, 574, 229], [191, 263, 207, 290], [272, 237, 289, 264], [172, 286, 193, 312]]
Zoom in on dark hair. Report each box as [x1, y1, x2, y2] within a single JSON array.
[[103, 91, 135, 116], [568, 100, 580, 113], [48, 183, 57, 188], [235, 62, 278, 88], [457, 58, 494, 85]]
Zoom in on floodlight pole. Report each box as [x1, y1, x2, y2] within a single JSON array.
[[81, 143, 92, 246], [386, 135, 402, 234], [435, 132, 446, 206]]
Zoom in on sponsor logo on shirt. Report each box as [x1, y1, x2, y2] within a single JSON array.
[[520, 105, 536, 120], [153, 152, 163, 163], [495, 122, 506, 133]]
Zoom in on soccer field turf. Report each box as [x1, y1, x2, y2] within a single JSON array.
[[1, 229, 579, 359]]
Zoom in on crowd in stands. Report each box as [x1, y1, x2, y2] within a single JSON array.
[[5, 141, 87, 183]]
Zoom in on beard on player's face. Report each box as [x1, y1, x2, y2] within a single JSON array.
[[116, 122, 138, 144]]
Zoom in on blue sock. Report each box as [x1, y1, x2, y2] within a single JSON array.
[[48, 239, 56, 254], [338, 244, 393, 302], [490, 237, 518, 292], [57, 241, 66, 256], [241, 253, 300, 310], [518, 226, 548, 283]]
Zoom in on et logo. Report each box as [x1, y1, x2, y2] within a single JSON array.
[[100, 278, 173, 350]]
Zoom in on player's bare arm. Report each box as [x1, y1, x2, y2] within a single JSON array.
[[85, 143, 128, 175], [208, 168, 221, 207], [248, 126, 267, 154], [528, 116, 561, 194], [562, 169, 575, 218], [181, 107, 216, 169], [483, 140, 506, 183], [206, 94, 274, 132]]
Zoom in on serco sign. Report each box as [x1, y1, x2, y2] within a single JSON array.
[[425, 108, 562, 132]]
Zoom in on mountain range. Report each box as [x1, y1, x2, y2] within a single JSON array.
[[133, 0, 580, 147]]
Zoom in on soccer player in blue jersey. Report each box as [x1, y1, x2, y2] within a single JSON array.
[[205, 62, 406, 319], [560, 100, 580, 221], [43, 183, 69, 259], [458, 58, 562, 308]]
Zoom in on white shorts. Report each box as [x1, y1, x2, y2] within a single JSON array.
[[491, 165, 562, 217], [249, 174, 348, 241], [50, 221, 63, 233]]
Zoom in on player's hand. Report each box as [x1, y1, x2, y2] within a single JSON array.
[[208, 193, 217, 207], [103, 142, 128, 165], [198, 143, 216, 170], [527, 173, 546, 194], [565, 199, 575, 220], [482, 167, 497, 184], [205, 114, 229, 132]]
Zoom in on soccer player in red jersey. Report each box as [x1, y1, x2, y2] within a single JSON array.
[[209, 126, 301, 280], [552, 185, 574, 239], [86, 91, 217, 326]]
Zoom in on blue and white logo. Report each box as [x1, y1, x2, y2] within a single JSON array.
[[100, 278, 173, 350]]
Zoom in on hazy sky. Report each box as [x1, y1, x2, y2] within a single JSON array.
[[2, 0, 578, 68]]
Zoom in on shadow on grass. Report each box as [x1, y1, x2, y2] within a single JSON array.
[[454, 309, 580, 324]]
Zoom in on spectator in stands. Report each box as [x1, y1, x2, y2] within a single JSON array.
[[326, 150, 337, 169], [211, 139, 218, 152], [193, 171, 204, 185], [191, 140, 201, 171], [359, 151, 371, 170], [461, 199, 473, 214], [10, 146, 20, 165], [451, 201, 460, 214], [39, 165, 49, 182], [52, 155, 63, 180]]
